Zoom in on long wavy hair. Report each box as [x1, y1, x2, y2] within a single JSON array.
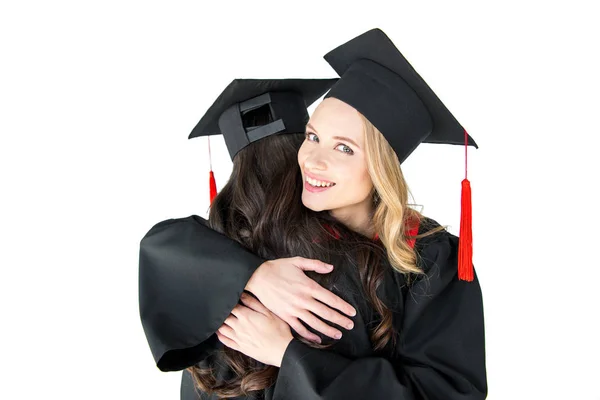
[[360, 113, 445, 275]]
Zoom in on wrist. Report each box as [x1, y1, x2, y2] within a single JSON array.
[[274, 336, 294, 368], [245, 261, 267, 292]]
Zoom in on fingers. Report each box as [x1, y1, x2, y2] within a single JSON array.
[[216, 331, 239, 351], [299, 311, 343, 340], [230, 303, 264, 323], [218, 323, 235, 339], [240, 293, 270, 317], [293, 257, 334, 274], [229, 304, 247, 320], [223, 314, 238, 329], [311, 285, 357, 317], [286, 317, 322, 344], [307, 300, 355, 331], [217, 322, 239, 351]]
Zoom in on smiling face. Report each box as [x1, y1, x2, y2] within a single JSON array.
[[298, 97, 375, 233]]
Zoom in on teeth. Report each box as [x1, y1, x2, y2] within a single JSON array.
[[306, 176, 334, 187]]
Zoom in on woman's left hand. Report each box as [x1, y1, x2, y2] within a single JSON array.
[[217, 292, 294, 367]]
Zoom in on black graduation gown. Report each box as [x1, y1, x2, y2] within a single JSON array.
[[139, 216, 264, 372], [139, 216, 487, 399]]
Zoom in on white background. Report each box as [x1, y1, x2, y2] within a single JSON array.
[[1, 1, 599, 399]]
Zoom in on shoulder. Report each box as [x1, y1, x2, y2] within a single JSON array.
[[414, 217, 459, 277], [146, 215, 207, 232], [410, 218, 481, 298], [141, 215, 208, 243]]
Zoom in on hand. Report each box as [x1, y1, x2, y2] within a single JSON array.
[[217, 293, 293, 367], [245, 257, 356, 343]]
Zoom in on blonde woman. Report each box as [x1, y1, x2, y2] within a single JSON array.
[[214, 29, 486, 399]]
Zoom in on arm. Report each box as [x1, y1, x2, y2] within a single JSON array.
[[139, 215, 264, 371], [265, 233, 486, 399], [139, 215, 356, 371]]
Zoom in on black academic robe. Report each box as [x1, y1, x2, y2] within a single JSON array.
[[139, 216, 487, 399]]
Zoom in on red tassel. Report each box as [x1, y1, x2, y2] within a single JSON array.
[[208, 136, 217, 204], [458, 128, 474, 282], [209, 170, 217, 204], [458, 179, 473, 281]]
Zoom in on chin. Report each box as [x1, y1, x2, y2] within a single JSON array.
[[301, 193, 326, 212]]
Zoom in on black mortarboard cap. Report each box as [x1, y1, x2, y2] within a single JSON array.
[[324, 28, 477, 164], [189, 79, 338, 159]]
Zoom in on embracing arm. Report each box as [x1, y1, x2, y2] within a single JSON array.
[[139, 215, 356, 371], [139, 215, 264, 370], [272, 233, 487, 400]]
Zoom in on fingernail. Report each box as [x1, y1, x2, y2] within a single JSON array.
[[315, 337, 322, 344], [346, 323, 354, 330], [335, 332, 342, 339], [327, 264, 334, 270]]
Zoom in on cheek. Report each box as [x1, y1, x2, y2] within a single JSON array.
[[297, 144, 307, 167], [340, 160, 372, 193], [360, 165, 373, 187], [354, 171, 373, 198]]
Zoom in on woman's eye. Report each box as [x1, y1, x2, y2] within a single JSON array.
[[336, 144, 354, 155], [306, 132, 319, 142]]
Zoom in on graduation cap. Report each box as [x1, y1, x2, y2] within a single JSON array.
[[189, 78, 338, 203], [323, 29, 476, 281]]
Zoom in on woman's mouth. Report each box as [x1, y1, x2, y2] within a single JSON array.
[[304, 175, 336, 193]]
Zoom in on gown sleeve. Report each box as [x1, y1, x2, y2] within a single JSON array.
[[138, 215, 266, 371], [273, 231, 487, 400]]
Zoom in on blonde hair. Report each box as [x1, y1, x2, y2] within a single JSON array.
[[361, 113, 442, 276]]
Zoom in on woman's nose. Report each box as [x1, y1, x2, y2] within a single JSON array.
[[303, 150, 327, 171]]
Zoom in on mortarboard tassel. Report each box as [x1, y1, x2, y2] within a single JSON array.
[[458, 128, 474, 282], [208, 136, 217, 203], [209, 170, 217, 203]]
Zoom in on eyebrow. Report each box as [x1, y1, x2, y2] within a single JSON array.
[[306, 123, 361, 149]]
